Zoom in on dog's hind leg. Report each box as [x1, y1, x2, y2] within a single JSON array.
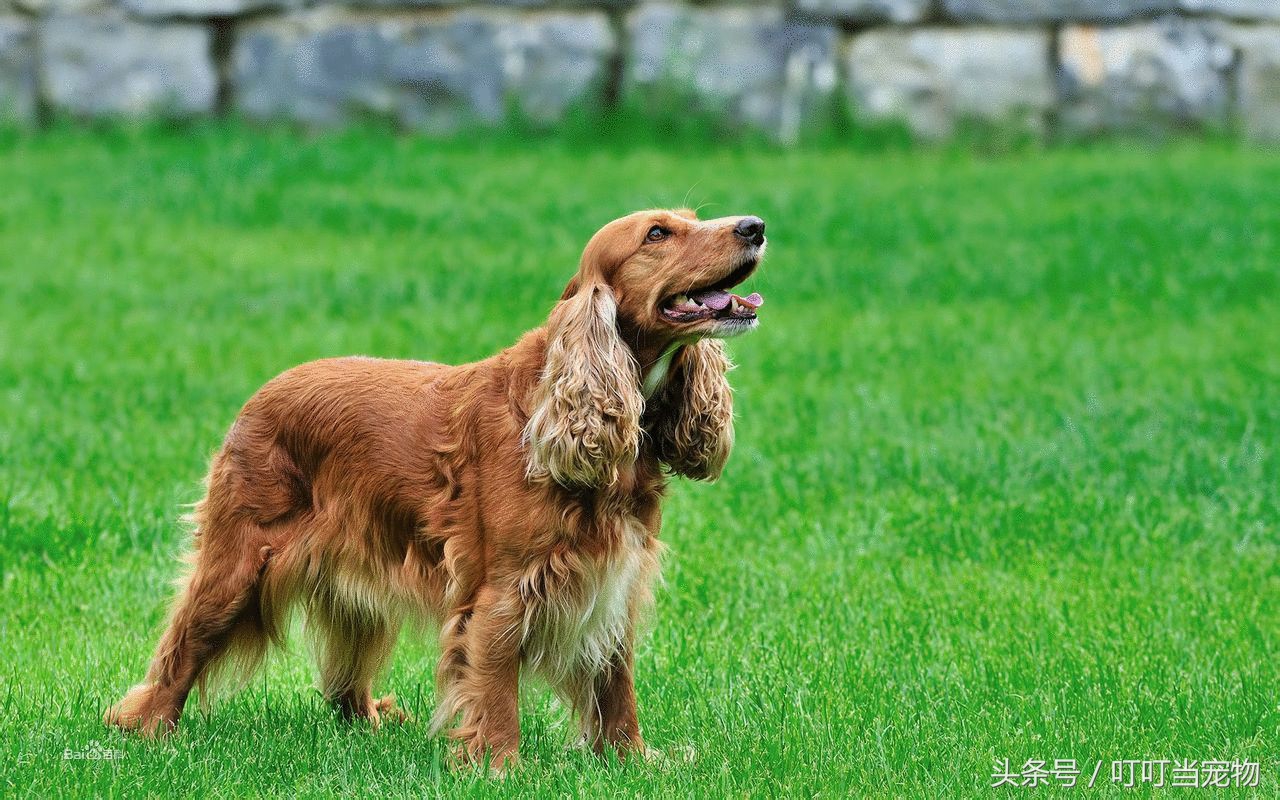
[[104, 513, 275, 737], [309, 590, 407, 729], [106, 429, 311, 736]]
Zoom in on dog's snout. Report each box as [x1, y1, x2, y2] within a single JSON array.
[[734, 216, 766, 246]]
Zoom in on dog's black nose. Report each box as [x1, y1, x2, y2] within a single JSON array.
[[735, 216, 766, 245]]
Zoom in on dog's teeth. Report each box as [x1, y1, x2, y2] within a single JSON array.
[[673, 294, 690, 305], [730, 297, 740, 314]]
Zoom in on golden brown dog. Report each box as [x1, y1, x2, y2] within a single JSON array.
[[105, 208, 766, 767]]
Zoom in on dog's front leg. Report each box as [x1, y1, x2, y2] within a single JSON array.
[[449, 585, 522, 772]]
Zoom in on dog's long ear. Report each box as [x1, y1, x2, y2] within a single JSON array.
[[652, 340, 735, 481], [524, 284, 643, 487]]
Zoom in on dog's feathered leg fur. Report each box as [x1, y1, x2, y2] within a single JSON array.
[[103, 511, 274, 736]]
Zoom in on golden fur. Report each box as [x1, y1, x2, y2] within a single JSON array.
[[104, 208, 765, 768]]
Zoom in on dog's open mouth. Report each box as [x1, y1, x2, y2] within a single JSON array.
[[660, 259, 764, 324]]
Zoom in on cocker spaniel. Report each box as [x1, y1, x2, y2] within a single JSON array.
[[105, 208, 766, 767]]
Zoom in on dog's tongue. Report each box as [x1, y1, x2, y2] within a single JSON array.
[[691, 289, 764, 311]]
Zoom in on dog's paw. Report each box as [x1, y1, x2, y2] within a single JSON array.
[[369, 694, 412, 731], [449, 734, 519, 777], [103, 683, 177, 738], [336, 692, 412, 731]]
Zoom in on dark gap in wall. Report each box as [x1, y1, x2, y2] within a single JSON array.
[[601, 9, 627, 111], [210, 17, 236, 116], [28, 16, 51, 128], [1044, 23, 1062, 143], [835, 19, 874, 37], [1222, 38, 1244, 129], [921, 0, 946, 25]]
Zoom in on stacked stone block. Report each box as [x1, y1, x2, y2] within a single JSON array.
[[0, 0, 1276, 142]]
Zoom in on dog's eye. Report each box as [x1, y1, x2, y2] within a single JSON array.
[[646, 225, 669, 242]]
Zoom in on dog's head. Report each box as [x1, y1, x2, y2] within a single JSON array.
[[525, 209, 765, 489], [561, 208, 766, 345]]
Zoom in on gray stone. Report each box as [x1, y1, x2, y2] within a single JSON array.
[[234, 11, 414, 125], [1058, 18, 1236, 134], [1182, 0, 1280, 21], [348, 0, 627, 7], [1216, 24, 1280, 140], [794, 0, 929, 24], [233, 9, 614, 132], [494, 13, 617, 122], [386, 16, 513, 127], [13, 0, 104, 14], [0, 15, 35, 121], [340, 0, 467, 8], [395, 11, 615, 127], [844, 27, 1053, 138], [41, 11, 216, 116], [943, 0, 1176, 23], [343, 0, 626, 8], [120, 0, 301, 20], [626, 4, 838, 140]]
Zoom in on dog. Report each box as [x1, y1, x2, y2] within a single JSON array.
[[105, 208, 766, 768]]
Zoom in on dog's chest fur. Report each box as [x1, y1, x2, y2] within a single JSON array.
[[517, 515, 659, 682]]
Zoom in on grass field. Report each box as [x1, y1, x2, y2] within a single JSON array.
[[0, 125, 1277, 797]]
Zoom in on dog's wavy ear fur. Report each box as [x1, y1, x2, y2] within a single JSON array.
[[652, 340, 735, 481], [524, 284, 643, 487]]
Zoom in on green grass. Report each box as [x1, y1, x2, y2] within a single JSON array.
[[1, 124, 1278, 797]]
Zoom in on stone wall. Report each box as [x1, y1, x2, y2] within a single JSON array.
[[1, 0, 1278, 141]]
